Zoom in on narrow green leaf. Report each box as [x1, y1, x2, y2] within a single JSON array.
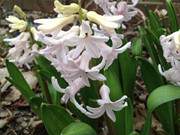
[[48, 83, 61, 105], [124, 99, 133, 135], [41, 104, 74, 135], [61, 122, 97, 135], [6, 60, 35, 101], [119, 52, 137, 98], [29, 96, 44, 117], [166, 0, 179, 32], [36, 55, 68, 88], [141, 85, 180, 135], [147, 85, 180, 112], [139, 58, 164, 92], [147, 11, 164, 37], [139, 58, 176, 135], [140, 28, 159, 68], [104, 59, 124, 135], [131, 38, 142, 56]]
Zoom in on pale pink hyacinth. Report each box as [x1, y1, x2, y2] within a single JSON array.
[[111, 0, 139, 22], [159, 30, 180, 86], [158, 65, 180, 86], [4, 32, 38, 68], [93, 0, 116, 15], [51, 78, 128, 122], [160, 31, 180, 64], [93, 0, 139, 23], [86, 84, 128, 122], [33, 1, 132, 122]]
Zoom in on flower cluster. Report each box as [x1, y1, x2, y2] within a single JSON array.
[[4, 15, 39, 69], [4, 0, 139, 122], [159, 30, 180, 86], [94, 0, 139, 28]]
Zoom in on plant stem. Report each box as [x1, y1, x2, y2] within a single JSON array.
[[105, 116, 116, 135], [175, 100, 180, 134]]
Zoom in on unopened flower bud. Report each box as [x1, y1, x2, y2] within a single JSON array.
[[13, 5, 27, 20], [87, 11, 122, 29], [54, 0, 80, 15]]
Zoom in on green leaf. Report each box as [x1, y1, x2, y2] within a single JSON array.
[[166, 0, 179, 32], [36, 71, 52, 103], [61, 122, 97, 135], [36, 55, 68, 88], [147, 11, 164, 37], [48, 83, 61, 105], [131, 38, 142, 56], [139, 58, 176, 135], [141, 85, 180, 135], [139, 58, 164, 92], [6, 60, 35, 101], [104, 59, 124, 135], [124, 99, 134, 135], [119, 52, 137, 98], [147, 85, 180, 112], [29, 96, 44, 117], [140, 27, 159, 68], [41, 104, 74, 135], [118, 52, 137, 135]]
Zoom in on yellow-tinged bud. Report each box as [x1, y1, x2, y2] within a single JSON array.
[[54, 0, 80, 15], [174, 30, 180, 49], [87, 11, 122, 29], [13, 5, 27, 20], [35, 15, 78, 33], [30, 27, 39, 40], [6, 16, 27, 32]]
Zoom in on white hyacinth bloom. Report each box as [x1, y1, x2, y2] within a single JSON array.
[[86, 84, 128, 122], [33, 1, 132, 120], [93, 0, 116, 15], [93, 0, 139, 23], [159, 30, 180, 86], [160, 30, 180, 64], [67, 21, 110, 59], [38, 26, 80, 64], [6, 16, 27, 32], [158, 65, 180, 86], [51, 77, 86, 103], [111, 1, 138, 22], [55, 54, 106, 86], [4, 32, 38, 68]]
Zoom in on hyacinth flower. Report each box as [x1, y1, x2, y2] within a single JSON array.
[[4, 5, 40, 69], [111, 0, 139, 22], [93, 0, 139, 23], [86, 84, 128, 122], [159, 30, 180, 86], [158, 65, 180, 86], [51, 78, 127, 122], [32, 0, 138, 121], [160, 30, 180, 64], [93, 0, 116, 15]]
